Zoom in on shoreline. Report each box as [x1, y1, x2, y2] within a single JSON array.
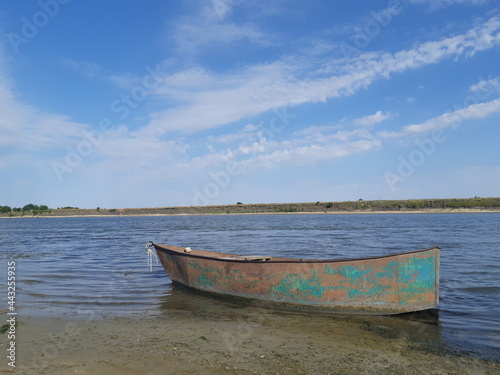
[[2, 198, 500, 218], [2, 207, 500, 218], [8, 312, 500, 374]]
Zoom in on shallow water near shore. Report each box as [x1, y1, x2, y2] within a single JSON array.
[[1, 213, 499, 373]]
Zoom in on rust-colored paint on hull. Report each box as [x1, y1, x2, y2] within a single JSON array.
[[152, 243, 440, 315]]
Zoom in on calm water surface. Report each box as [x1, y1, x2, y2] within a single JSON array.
[[1, 213, 499, 360]]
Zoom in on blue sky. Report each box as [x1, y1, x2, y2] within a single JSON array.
[[1, 0, 500, 209]]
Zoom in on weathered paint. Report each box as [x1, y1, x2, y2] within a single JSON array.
[[323, 264, 372, 280], [398, 256, 437, 304], [271, 270, 334, 299], [153, 243, 440, 315]]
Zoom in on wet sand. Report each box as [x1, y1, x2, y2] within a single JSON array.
[[6, 306, 499, 375]]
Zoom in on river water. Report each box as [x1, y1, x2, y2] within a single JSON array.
[[1, 213, 499, 361]]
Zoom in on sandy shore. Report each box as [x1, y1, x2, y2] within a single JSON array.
[[5, 307, 499, 375], [2, 198, 500, 218], [3, 208, 500, 219]]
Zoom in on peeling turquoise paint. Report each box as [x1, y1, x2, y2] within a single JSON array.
[[187, 259, 224, 290], [323, 264, 372, 279], [398, 256, 436, 304], [187, 259, 260, 294], [271, 270, 336, 300], [187, 259, 220, 274], [398, 257, 435, 284], [198, 273, 217, 289], [347, 283, 392, 298], [181, 250, 438, 311], [271, 266, 396, 303], [377, 261, 397, 279]]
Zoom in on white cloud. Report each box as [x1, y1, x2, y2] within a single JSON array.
[[294, 124, 344, 139], [206, 123, 261, 145], [0, 83, 88, 153], [404, 98, 500, 134], [187, 93, 499, 173], [238, 139, 382, 170], [469, 76, 500, 95], [192, 123, 378, 172], [379, 98, 500, 138], [3, 10, 499, 189], [170, 0, 271, 58], [209, 0, 234, 21], [0, 51, 95, 173], [163, 66, 216, 89], [353, 111, 394, 127], [139, 17, 500, 136], [136, 61, 292, 135], [174, 21, 267, 52]]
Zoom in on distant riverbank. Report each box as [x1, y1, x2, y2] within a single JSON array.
[[2, 198, 500, 218]]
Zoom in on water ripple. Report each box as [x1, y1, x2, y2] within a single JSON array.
[[1, 213, 499, 360]]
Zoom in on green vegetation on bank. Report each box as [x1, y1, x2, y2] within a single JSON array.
[[317, 197, 500, 211], [1, 198, 500, 217], [0, 204, 51, 216]]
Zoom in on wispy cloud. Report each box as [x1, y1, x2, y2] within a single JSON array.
[[379, 98, 500, 138], [238, 138, 382, 170], [469, 75, 500, 94], [59, 57, 144, 90], [353, 111, 394, 127], [170, 0, 271, 58], [0, 84, 88, 153], [410, 0, 488, 10], [0, 50, 91, 168], [210, 0, 235, 20], [37, 92, 499, 186], [59, 57, 103, 79], [222, 95, 500, 174], [134, 16, 500, 137], [182, 118, 380, 173]]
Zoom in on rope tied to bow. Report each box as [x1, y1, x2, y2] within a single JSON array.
[[124, 241, 158, 276], [146, 242, 159, 271]]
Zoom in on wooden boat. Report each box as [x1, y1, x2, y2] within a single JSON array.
[[149, 242, 440, 315]]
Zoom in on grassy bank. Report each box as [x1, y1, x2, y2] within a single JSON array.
[[2, 197, 500, 217]]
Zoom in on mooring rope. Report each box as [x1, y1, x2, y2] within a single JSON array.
[[124, 242, 158, 276], [147, 244, 159, 271]]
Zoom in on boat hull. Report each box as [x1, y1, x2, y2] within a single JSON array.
[[152, 243, 440, 315]]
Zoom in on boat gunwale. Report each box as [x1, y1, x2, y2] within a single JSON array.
[[152, 242, 441, 264]]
